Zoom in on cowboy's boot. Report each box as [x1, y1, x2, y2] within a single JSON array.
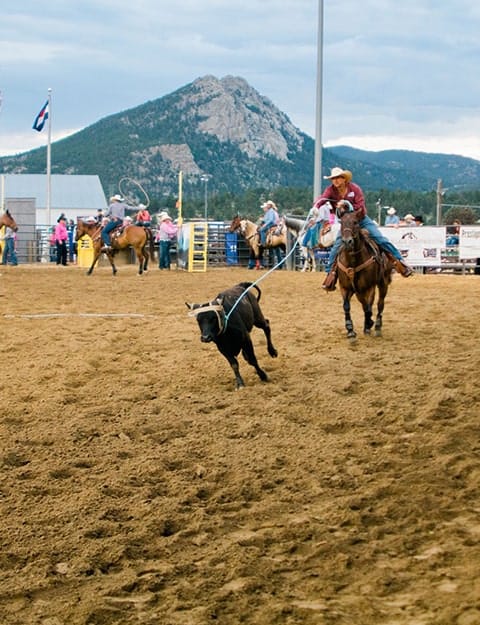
[[393, 257, 414, 277], [321, 269, 338, 291]]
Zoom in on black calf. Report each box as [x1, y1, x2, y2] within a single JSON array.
[[186, 282, 278, 389]]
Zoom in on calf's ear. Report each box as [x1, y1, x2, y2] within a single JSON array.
[[185, 302, 196, 310]]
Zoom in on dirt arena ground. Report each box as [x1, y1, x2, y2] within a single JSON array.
[[1, 263, 479, 625]]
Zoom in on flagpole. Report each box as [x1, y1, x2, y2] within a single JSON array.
[[46, 88, 52, 226], [313, 0, 324, 200], [177, 170, 183, 226]]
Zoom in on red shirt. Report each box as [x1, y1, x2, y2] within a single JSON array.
[[313, 182, 367, 219]]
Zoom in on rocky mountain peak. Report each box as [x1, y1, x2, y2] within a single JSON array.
[[178, 75, 305, 161]]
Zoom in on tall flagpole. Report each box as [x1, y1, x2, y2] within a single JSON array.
[[177, 170, 183, 226], [0, 92, 3, 212], [313, 0, 324, 200], [46, 88, 52, 225]]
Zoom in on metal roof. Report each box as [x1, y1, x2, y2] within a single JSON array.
[[2, 174, 107, 210]]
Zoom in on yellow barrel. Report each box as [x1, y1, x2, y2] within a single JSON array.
[[77, 235, 95, 268]]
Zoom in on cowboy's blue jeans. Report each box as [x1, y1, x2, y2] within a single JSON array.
[[159, 240, 172, 269], [102, 218, 122, 245], [2, 238, 18, 265], [325, 215, 403, 273], [259, 221, 276, 245]]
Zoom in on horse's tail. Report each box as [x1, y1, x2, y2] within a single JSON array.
[[145, 227, 155, 261], [238, 281, 261, 302]]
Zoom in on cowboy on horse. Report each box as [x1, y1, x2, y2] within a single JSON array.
[[316, 167, 413, 291], [101, 194, 132, 251], [258, 200, 281, 246]]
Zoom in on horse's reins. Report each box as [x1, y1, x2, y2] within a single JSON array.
[[80, 222, 103, 243], [338, 221, 377, 283]]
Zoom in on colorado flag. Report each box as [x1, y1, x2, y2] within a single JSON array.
[[33, 101, 49, 132]]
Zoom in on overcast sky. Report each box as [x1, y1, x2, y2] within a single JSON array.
[[1, 0, 480, 162]]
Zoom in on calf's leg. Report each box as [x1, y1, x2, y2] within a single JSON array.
[[241, 336, 269, 382], [217, 346, 245, 389], [254, 317, 278, 358]]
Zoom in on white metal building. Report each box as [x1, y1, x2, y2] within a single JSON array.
[[1, 173, 107, 226]]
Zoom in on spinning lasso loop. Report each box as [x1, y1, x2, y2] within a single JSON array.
[[118, 177, 150, 208]]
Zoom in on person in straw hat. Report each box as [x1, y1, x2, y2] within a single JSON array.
[[134, 203, 151, 227], [313, 167, 413, 291], [258, 200, 280, 245], [384, 206, 400, 227], [155, 212, 177, 269], [101, 194, 129, 251]]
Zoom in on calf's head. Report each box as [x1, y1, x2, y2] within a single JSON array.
[[186, 299, 226, 342]]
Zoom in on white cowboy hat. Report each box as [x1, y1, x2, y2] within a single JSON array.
[[110, 194, 124, 202], [386, 207, 396, 215], [160, 213, 171, 222], [324, 167, 353, 182], [404, 213, 415, 221], [261, 200, 277, 209], [137, 203, 146, 210]]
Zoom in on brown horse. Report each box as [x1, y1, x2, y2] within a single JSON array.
[[0, 209, 18, 231], [76, 218, 153, 275], [337, 208, 393, 340], [229, 215, 286, 269]]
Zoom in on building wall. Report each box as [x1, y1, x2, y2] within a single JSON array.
[[5, 198, 38, 262]]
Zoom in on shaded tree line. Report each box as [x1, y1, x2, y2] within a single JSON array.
[[149, 186, 480, 225]]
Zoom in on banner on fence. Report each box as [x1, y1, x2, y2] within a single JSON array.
[[380, 226, 446, 266], [458, 226, 480, 259], [176, 222, 190, 270]]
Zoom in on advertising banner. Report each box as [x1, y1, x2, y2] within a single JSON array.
[[458, 226, 480, 259], [379, 227, 446, 266]]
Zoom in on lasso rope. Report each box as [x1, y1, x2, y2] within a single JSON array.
[[118, 177, 150, 208], [223, 216, 308, 327]]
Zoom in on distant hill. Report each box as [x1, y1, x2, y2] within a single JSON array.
[[329, 145, 480, 193], [1, 76, 479, 198]]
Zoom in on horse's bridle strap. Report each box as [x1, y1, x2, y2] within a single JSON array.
[[338, 255, 375, 278]]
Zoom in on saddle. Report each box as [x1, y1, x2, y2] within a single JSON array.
[[265, 223, 285, 245], [319, 223, 335, 248], [108, 224, 125, 247]]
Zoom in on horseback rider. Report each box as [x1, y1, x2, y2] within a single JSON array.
[[316, 167, 413, 291], [134, 203, 151, 227], [258, 200, 280, 245], [101, 194, 129, 251], [302, 202, 332, 248]]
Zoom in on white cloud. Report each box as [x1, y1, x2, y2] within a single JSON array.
[[1, 0, 480, 162]]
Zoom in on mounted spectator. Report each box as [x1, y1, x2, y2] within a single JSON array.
[[384, 207, 400, 227], [446, 219, 461, 246], [135, 204, 151, 227]]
